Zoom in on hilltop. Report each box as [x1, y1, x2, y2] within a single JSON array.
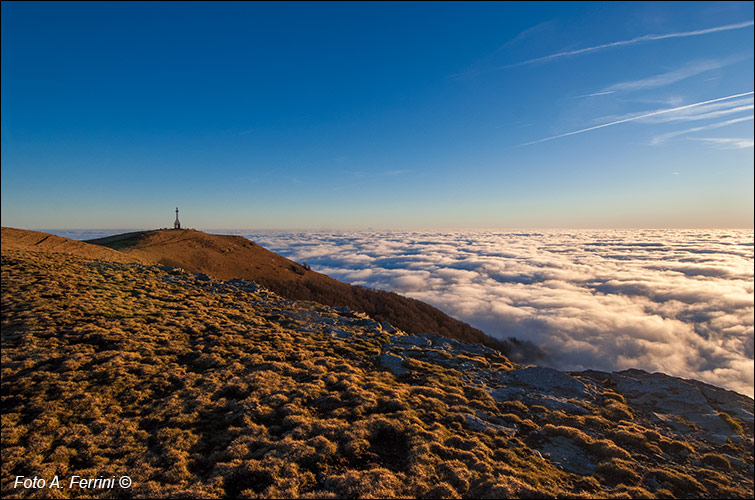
[[85, 228, 517, 355], [1, 247, 752, 498], [2, 227, 510, 355], [0, 227, 149, 264]]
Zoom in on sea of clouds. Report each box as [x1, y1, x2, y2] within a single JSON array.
[[53, 228, 754, 397], [238, 229, 754, 398]]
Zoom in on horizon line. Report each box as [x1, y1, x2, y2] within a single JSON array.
[[20, 226, 755, 234]]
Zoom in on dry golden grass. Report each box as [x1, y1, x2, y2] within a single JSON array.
[[2, 249, 753, 499]]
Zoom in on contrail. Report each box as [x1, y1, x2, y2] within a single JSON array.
[[651, 115, 754, 145], [520, 91, 755, 146], [575, 91, 616, 98], [507, 20, 754, 68]]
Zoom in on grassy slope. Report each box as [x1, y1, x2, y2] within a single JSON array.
[[85, 229, 512, 353], [2, 226, 506, 353], [0, 228, 147, 264], [2, 249, 753, 499]]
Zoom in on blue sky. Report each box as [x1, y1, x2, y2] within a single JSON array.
[[2, 1, 753, 230]]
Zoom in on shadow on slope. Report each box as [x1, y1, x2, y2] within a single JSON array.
[[1, 227, 148, 264], [87, 229, 526, 356]]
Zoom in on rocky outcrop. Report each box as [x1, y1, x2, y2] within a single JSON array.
[[164, 267, 754, 454], [605, 369, 751, 445], [148, 267, 755, 457]]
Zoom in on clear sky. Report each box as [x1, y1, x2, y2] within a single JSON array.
[[2, 1, 753, 230]]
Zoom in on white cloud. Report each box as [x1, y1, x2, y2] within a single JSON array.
[[605, 59, 734, 92], [692, 137, 755, 149], [246, 229, 755, 398]]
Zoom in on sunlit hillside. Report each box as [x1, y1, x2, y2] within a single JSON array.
[[2, 243, 753, 498], [85, 228, 520, 355]]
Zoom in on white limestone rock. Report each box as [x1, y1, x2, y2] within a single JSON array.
[[380, 352, 408, 376], [536, 436, 597, 475], [508, 366, 595, 399], [609, 369, 748, 445], [463, 413, 518, 436], [390, 334, 433, 348]]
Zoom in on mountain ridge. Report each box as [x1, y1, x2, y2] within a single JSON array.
[[3, 226, 514, 355], [85, 227, 528, 356], [1, 246, 752, 498]]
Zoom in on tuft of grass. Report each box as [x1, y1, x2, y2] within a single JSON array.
[[543, 425, 631, 461], [645, 467, 706, 498], [716, 411, 747, 438], [499, 399, 529, 415], [595, 458, 642, 486], [659, 438, 695, 457], [588, 439, 632, 461], [701, 452, 732, 471], [600, 400, 634, 422]]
